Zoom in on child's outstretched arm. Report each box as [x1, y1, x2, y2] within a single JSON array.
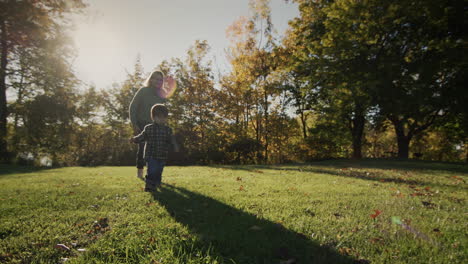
[[130, 127, 147, 143]]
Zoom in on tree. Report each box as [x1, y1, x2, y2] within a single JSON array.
[[102, 56, 144, 125], [162, 40, 223, 164], [101, 56, 146, 165], [224, 0, 284, 163], [287, 0, 466, 159], [21, 92, 76, 165], [0, 0, 86, 160], [7, 19, 82, 165], [367, 0, 466, 159], [285, 0, 372, 159]]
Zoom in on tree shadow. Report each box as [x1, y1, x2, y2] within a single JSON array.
[[152, 184, 357, 264], [0, 164, 51, 177], [209, 160, 467, 191], [324, 159, 468, 174], [212, 159, 468, 174]]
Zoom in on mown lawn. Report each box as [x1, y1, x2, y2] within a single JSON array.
[[0, 160, 466, 263]]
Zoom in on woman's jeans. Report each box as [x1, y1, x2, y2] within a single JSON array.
[[136, 142, 145, 169], [145, 158, 165, 190]]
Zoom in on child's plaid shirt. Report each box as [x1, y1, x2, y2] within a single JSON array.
[[133, 122, 173, 160]]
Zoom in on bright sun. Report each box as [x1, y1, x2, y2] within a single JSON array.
[[71, 15, 129, 87]]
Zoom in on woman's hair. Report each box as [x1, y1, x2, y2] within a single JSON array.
[[151, 104, 169, 121], [143, 70, 165, 87]]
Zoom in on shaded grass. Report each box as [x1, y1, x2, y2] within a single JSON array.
[[0, 160, 466, 263]]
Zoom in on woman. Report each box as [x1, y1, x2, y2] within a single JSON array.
[[129, 70, 166, 179]]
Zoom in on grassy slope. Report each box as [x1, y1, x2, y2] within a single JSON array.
[[0, 160, 466, 264]]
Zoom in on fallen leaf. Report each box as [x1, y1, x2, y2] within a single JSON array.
[[369, 237, 384, 244], [370, 209, 382, 219], [236, 177, 242, 181], [239, 185, 244, 191], [55, 244, 70, 251], [451, 176, 465, 183], [338, 247, 353, 255]]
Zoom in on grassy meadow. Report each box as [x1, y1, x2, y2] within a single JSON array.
[[0, 160, 466, 263]]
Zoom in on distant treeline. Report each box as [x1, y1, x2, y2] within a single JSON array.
[[1, 0, 466, 166]]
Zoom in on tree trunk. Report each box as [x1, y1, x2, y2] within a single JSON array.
[[13, 67, 25, 149], [392, 119, 411, 159], [254, 103, 261, 163], [0, 19, 9, 160], [465, 144, 468, 163], [396, 135, 410, 159], [351, 113, 365, 159], [300, 109, 307, 139], [263, 89, 269, 163]]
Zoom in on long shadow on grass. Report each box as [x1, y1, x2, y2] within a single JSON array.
[[0, 164, 51, 177], [320, 159, 468, 174], [210, 161, 467, 191], [152, 184, 356, 264], [213, 159, 468, 174]]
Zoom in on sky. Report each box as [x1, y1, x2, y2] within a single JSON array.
[[70, 0, 299, 89]]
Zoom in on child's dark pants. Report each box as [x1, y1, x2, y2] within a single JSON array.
[[145, 158, 165, 191]]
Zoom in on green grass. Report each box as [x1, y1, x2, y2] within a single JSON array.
[[0, 160, 466, 263]]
